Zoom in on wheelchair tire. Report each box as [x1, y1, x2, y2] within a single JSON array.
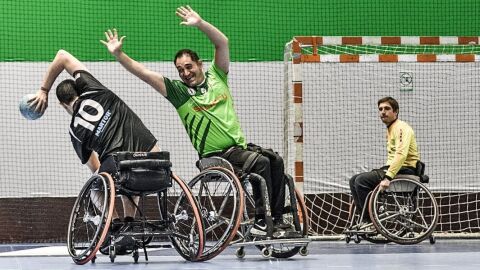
[[188, 167, 244, 261], [270, 186, 310, 258], [369, 178, 438, 245], [67, 173, 115, 265], [255, 176, 310, 259], [162, 173, 205, 261]]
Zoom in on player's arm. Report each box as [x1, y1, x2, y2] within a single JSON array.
[[85, 152, 101, 173], [101, 29, 167, 97], [385, 127, 413, 179], [30, 50, 88, 113], [176, 5, 229, 74], [380, 126, 413, 192]]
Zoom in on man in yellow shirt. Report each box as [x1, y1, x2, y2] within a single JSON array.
[[349, 97, 419, 219]]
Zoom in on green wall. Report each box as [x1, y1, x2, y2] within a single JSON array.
[[1, 0, 479, 61]]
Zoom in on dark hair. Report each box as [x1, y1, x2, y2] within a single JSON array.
[[174, 49, 200, 65], [377, 96, 399, 113], [56, 79, 78, 105]]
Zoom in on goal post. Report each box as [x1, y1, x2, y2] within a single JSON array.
[[284, 36, 480, 237]]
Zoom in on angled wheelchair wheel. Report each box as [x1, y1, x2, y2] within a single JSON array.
[[269, 185, 310, 258], [161, 173, 205, 261], [369, 178, 438, 245], [188, 167, 244, 261], [245, 174, 309, 258], [67, 173, 115, 265]]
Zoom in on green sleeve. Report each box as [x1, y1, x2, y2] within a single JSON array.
[[164, 77, 189, 109], [209, 62, 228, 84]]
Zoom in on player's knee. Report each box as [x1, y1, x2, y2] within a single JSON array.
[[269, 154, 284, 166], [253, 155, 270, 171], [349, 175, 358, 188]]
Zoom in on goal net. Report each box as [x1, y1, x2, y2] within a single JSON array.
[[284, 36, 480, 237]]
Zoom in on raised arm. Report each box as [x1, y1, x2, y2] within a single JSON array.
[[101, 29, 167, 97], [31, 50, 88, 113], [176, 5, 230, 74]]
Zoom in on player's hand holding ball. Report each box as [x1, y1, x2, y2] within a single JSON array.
[[19, 90, 48, 120]]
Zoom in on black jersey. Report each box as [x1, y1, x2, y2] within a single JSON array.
[[69, 71, 157, 164]]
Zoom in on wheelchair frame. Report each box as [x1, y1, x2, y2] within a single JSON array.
[[188, 156, 310, 260], [345, 175, 439, 245], [66, 152, 206, 264]]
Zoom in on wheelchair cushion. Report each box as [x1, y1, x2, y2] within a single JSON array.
[[389, 178, 418, 193], [196, 156, 234, 172], [394, 174, 421, 182], [114, 151, 172, 192]]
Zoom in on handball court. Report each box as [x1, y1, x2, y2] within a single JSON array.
[[1, 239, 479, 270]]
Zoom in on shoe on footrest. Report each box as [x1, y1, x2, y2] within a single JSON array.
[[273, 218, 293, 230], [250, 219, 268, 237], [114, 235, 136, 255]]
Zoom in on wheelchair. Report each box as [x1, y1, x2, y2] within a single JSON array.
[[188, 156, 310, 260], [344, 162, 439, 245], [66, 151, 205, 264]]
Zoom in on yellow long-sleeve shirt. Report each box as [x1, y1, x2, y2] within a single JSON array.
[[385, 119, 420, 179]]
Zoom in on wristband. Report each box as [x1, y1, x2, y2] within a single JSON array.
[[40, 86, 50, 93]]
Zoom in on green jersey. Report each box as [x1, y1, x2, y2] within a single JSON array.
[[164, 63, 247, 157]]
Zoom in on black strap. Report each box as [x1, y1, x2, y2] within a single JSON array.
[[241, 152, 261, 174]]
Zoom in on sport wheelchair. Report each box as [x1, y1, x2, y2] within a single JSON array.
[[66, 151, 205, 264], [188, 156, 310, 260], [345, 162, 438, 245]]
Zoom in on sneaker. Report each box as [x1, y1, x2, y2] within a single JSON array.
[[250, 219, 268, 236], [114, 235, 136, 255], [99, 218, 122, 255], [273, 218, 293, 230]]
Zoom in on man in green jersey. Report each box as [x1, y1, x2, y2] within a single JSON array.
[[101, 6, 290, 234], [349, 97, 420, 219]]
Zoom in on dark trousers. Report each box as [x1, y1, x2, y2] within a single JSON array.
[[222, 147, 286, 219], [349, 167, 416, 214]]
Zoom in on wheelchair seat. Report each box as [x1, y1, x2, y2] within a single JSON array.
[[196, 156, 235, 172], [394, 160, 429, 183], [113, 151, 172, 194]]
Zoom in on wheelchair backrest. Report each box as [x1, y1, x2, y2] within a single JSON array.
[[415, 160, 429, 184], [113, 151, 172, 193]]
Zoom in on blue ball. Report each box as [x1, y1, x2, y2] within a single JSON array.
[[19, 94, 44, 120]]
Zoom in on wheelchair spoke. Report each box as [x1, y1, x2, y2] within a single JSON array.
[[217, 185, 234, 217], [377, 212, 401, 224], [204, 217, 229, 234], [404, 210, 429, 230]]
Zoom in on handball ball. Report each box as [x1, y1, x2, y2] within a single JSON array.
[[19, 94, 43, 120]]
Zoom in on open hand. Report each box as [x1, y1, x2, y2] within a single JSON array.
[[176, 5, 202, 27], [100, 28, 125, 57]]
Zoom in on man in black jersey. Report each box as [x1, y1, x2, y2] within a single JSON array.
[[30, 49, 160, 253]]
